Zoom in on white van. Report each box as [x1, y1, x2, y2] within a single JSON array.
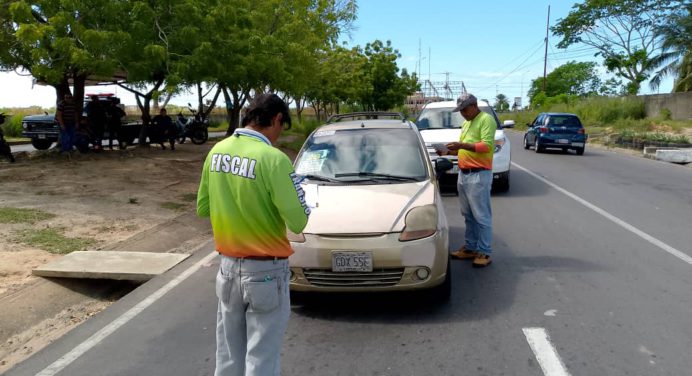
[[414, 100, 514, 192]]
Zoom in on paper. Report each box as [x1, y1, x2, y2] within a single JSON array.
[[432, 143, 449, 153]]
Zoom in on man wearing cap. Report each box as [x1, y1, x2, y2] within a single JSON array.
[[197, 93, 311, 375], [437, 93, 495, 267]]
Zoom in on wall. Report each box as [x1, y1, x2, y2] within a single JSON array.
[[640, 92, 692, 120]]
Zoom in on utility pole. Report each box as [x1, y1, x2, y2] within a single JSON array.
[[542, 5, 550, 92]]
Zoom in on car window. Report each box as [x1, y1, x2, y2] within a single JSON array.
[[416, 106, 500, 130], [547, 115, 582, 128], [295, 128, 428, 182], [532, 114, 544, 126]]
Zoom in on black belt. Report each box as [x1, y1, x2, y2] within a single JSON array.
[[459, 167, 487, 174], [241, 255, 288, 261]]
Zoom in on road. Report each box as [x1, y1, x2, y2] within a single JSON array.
[[6, 131, 692, 376]]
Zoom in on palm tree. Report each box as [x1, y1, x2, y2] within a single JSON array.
[[494, 94, 509, 112], [649, 4, 692, 92]]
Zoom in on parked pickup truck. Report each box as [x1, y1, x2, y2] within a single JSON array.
[[21, 94, 142, 150]]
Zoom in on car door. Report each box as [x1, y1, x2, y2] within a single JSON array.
[[527, 114, 544, 143]]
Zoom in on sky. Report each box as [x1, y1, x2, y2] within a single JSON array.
[[0, 0, 674, 109]]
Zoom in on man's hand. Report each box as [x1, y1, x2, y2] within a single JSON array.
[[445, 142, 463, 152]]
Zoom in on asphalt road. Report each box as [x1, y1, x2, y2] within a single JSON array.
[[6, 131, 692, 376]]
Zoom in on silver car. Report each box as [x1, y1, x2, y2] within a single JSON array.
[[288, 112, 451, 300]]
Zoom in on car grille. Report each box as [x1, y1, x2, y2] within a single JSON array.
[[303, 268, 405, 287]]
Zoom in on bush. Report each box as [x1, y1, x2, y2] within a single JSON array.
[[1, 115, 25, 138], [659, 108, 672, 120]]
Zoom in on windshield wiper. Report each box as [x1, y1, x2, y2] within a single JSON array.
[[335, 172, 420, 181], [301, 174, 341, 183]]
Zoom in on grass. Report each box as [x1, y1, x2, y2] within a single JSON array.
[[161, 201, 186, 211], [13, 228, 96, 254], [0, 207, 56, 224], [277, 138, 306, 152]]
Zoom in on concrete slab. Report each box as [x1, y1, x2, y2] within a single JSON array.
[[32, 251, 190, 281], [656, 149, 692, 164]]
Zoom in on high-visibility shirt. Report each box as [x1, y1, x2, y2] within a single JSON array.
[[197, 128, 310, 258], [454, 111, 495, 170]]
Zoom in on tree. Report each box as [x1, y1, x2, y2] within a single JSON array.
[[356, 40, 420, 112], [494, 94, 509, 112], [649, 3, 692, 92], [552, 0, 682, 95], [0, 0, 130, 114], [527, 61, 602, 104]]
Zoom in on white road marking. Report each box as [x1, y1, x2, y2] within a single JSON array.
[[523, 327, 572, 376], [513, 162, 692, 266], [544, 309, 558, 317], [36, 250, 218, 376]]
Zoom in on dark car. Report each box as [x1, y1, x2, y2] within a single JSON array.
[[21, 94, 141, 150], [523, 112, 587, 155]]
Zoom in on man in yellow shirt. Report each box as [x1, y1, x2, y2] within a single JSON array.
[[438, 93, 494, 267], [198, 93, 310, 375]]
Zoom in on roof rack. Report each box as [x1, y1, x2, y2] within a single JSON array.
[[326, 112, 406, 123]]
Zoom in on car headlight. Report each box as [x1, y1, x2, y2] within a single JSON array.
[[287, 230, 305, 243], [399, 204, 437, 241], [22, 122, 28, 130], [494, 137, 506, 153]]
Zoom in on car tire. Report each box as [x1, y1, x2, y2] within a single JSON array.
[[534, 139, 543, 153], [430, 259, 451, 303], [576, 147, 585, 155], [523, 136, 530, 150], [493, 171, 510, 193], [31, 138, 54, 150]]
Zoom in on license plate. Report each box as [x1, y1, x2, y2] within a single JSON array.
[[557, 139, 569, 144], [38, 134, 46, 139], [332, 251, 373, 272], [572, 142, 584, 147]]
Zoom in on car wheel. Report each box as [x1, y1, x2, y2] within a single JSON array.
[[493, 172, 510, 193], [534, 139, 543, 153], [576, 147, 585, 155], [31, 138, 54, 150], [523, 136, 530, 150], [429, 259, 451, 303]]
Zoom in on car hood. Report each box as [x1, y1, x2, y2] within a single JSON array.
[[22, 114, 56, 122], [420, 128, 505, 143], [301, 181, 435, 234]]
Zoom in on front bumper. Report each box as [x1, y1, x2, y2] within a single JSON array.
[[289, 232, 448, 292]]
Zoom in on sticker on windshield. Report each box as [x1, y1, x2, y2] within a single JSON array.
[[296, 150, 329, 173], [313, 130, 335, 137]]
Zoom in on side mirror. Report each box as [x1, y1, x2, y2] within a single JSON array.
[[502, 120, 515, 128], [434, 158, 454, 174]]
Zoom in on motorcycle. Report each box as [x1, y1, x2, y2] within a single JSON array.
[[0, 113, 16, 163], [176, 103, 209, 145]]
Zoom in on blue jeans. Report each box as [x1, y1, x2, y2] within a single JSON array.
[[457, 169, 493, 254], [60, 124, 76, 152], [215, 255, 290, 376]]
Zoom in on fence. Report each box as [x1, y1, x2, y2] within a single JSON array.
[[640, 91, 692, 120]]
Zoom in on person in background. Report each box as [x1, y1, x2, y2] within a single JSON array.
[[197, 93, 310, 376], [0, 114, 15, 163], [437, 93, 495, 268], [151, 108, 176, 150], [106, 99, 126, 149], [56, 93, 77, 154], [85, 95, 106, 151]]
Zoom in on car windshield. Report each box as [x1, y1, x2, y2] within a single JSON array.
[[415, 106, 499, 130], [295, 128, 428, 183]]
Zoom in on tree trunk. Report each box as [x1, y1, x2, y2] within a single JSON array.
[[72, 73, 87, 125]]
